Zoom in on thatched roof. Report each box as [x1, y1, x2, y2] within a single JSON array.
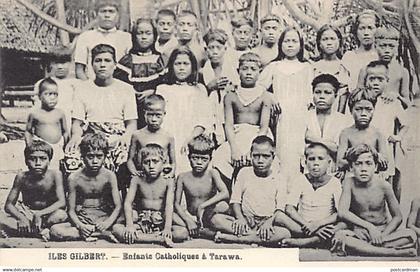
[[0, 0, 58, 54]]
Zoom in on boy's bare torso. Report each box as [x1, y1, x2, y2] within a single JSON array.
[[134, 176, 168, 212], [229, 92, 268, 125], [133, 129, 171, 156], [20, 170, 58, 210], [343, 126, 380, 150], [31, 108, 65, 144]]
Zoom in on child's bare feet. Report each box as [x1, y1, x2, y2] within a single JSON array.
[[214, 231, 222, 243], [40, 229, 50, 242], [163, 236, 174, 248]]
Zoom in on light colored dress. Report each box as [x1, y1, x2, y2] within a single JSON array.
[[258, 60, 313, 175], [341, 49, 378, 92]]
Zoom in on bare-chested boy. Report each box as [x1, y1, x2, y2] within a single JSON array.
[[112, 144, 177, 246], [172, 135, 229, 240], [50, 133, 121, 242], [25, 78, 69, 170], [3, 141, 67, 240], [336, 87, 388, 179], [407, 197, 420, 254], [213, 52, 272, 184], [211, 136, 291, 246], [332, 144, 417, 257], [126, 94, 175, 178]]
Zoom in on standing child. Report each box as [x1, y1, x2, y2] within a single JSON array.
[[366, 60, 409, 200], [112, 144, 176, 246], [258, 27, 313, 174], [336, 87, 389, 178], [155, 9, 178, 58], [113, 17, 166, 128], [332, 144, 417, 257], [281, 143, 344, 248], [313, 25, 350, 113], [211, 136, 291, 245], [25, 78, 69, 170], [3, 141, 67, 240], [252, 14, 282, 67], [155, 46, 213, 174], [225, 17, 254, 70], [173, 135, 229, 240], [213, 52, 272, 186], [50, 133, 122, 242]]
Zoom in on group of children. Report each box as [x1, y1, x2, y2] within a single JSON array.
[[2, 0, 419, 257]]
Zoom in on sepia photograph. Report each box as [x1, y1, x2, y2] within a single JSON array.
[[0, 0, 419, 267]]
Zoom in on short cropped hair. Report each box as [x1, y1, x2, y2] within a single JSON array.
[[344, 144, 379, 166], [352, 10, 381, 46], [49, 46, 72, 63], [80, 133, 109, 157], [203, 29, 228, 45], [38, 77, 57, 95], [311, 74, 340, 94], [144, 94, 165, 111], [24, 140, 53, 161], [251, 135, 275, 152], [366, 59, 389, 71], [304, 142, 330, 158], [238, 52, 262, 68], [260, 14, 281, 25], [188, 134, 215, 156], [375, 26, 399, 41], [95, 0, 120, 12], [231, 16, 253, 29], [178, 10, 198, 21], [348, 87, 377, 111], [157, 9, 176, 21], [140, 143, 167, 164], [91, 44, 116, 63]]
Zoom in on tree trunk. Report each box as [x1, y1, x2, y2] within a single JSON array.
[[120, 0, 130, 31], [55, 0, 69, 45]]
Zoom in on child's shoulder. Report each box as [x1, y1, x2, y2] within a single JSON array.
[[14, 170, 30, 184]]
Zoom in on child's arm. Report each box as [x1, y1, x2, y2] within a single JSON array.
[[376, 130, 389, 172], [25, 113, 35, 146], [381, 182, 403, 236], [118, 119, 137, 148], [60, 111, 70, 146], [258, 93, 272, 137], [398, 68, 411, 108], [4, 173, 32, 233], [65, 119, 84, 153], [163, 178, 175, 241], [231, 203, 250, 235], [174, 175, 198, 234], [75, 63, 88, 81], [336, 129, 350, 172], [223, 93, 241, 167], [126, 133, 141, 176], [407, 199, 420, 236], [95, 172, 122, 232], [123, 177, 138, 244], [167, 136, 176, 176]]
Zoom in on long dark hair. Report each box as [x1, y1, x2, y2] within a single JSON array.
[[165, 46, 198, 85], [129, 18, 159, 55], [275, 27, 305, 62], [316, 24, 343, 59]]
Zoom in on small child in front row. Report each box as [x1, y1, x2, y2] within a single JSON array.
[[210, 136, 291, 246], [336, 87, 389, 179], [112, 144, 178, 246], [3, 141, 67, 240], [25, 78, 69, 170], [332, 144, 417, 257], [50, 133, 121, 242], [172, 135, 230, 240], [281, 142, 345, 248], [407, 197, 420, 254]]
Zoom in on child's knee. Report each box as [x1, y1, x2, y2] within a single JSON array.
[[50, 223, 74, 240], [210, 214, 227, 228], [214, 201, 229, 213], [274, 226, 291, 239], [112, 224, 126, 239], [47, 209, 68, 225], [171, 226, 189, 242]]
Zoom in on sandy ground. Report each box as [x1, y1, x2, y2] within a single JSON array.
[[0, 100, 419, 261]]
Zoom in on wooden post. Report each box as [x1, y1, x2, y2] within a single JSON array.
[[55, 0, 69, 46]]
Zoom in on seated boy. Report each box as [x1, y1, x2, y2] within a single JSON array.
[[210, 136, 291, 246], [4, 141, 67, 240], [50, 133, 121, 242], [213, 52, 272, 184], [112, 144, 177, 246], [25, 78, 69, 170], [172, 135, 229, 240], [336, 87, 388, 179], [407, 197, 420, 253], [281, 142, 344, 248], [332, 144, 417, 257], [366, 60, 409, 200]]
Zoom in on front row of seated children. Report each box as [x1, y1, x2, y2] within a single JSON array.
[[3, 132, 418, 256]]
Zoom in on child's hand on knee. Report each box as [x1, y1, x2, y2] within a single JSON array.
[[232, 218, 249, 236], [78, 223, 95, 238], [124, 226, 136, 244], [186, 219, 199, 237], [367, 226, 383, 245], [257, 221, 274, 241], [17, 217, 31, 234], [302, 221, 320, 236], [32, 213, 43, 233], [315, 225, 335, 240]]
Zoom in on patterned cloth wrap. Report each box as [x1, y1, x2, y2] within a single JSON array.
[[137, 210, 164, 234], [75, 205, 110, 226], [63, 122, 128, 175]]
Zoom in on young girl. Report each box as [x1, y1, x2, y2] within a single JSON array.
[[114, 17, 165, 128], [258, 27, 313, 174], [313, 24, 350, 114], [342, 10, 380, 92], [155, 46, 214, 174]]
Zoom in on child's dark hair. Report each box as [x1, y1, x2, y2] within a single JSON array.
[[178, 10, 198, 22], [304, 142, 330, 158], [130, 17, 159, 55], [188, 134, 215, 156], [364, 60, 389, 85], [95, 0, 120, 12], [80, 133, 109, 157], [251, 135, 275, 152], [204, 29, 228, 46], [352, 10, 381, 46], [275, 27, 305, 62], [157, 9, 176, 21], [311, 74, 340, 94], [24, 140, 53, 161], [48, 46, 72, 64], [144, 94, 165, 111], [238, 52, 262, 69], [316, 24, 343, 59], [140, 143, 167, 164], [166, 46, 198, 84], [344, 144, 379, 166], [348, 87, 377, 111], [91, 44, 116, 63], [231, 16, 253, 29], [39, 77, 57, 95], [260, 14, 281, 26]]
